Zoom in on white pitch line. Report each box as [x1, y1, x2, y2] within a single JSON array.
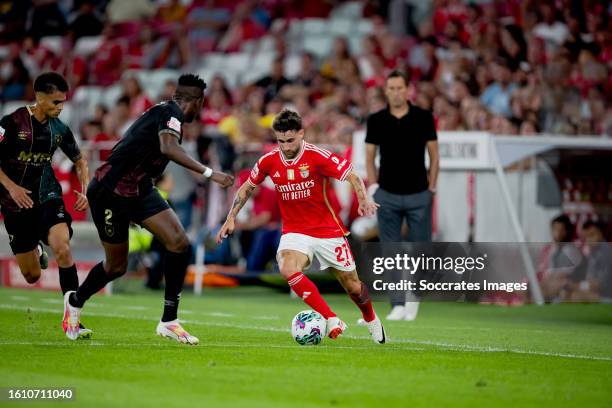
[[0, 340, 420, 351], [0, 303, 610, 362], [122, 305, 148, 311], [41, 298, 63, 304], [10, 296, 30, 301]]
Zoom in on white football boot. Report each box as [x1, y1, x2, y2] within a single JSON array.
[[326, 316, 347, 339], [404, 301, 420, 321], [386, 305, 406, 321], [365, 314, 386, 344], [62, 291, 81, 340], [156, 320, 199, 345]]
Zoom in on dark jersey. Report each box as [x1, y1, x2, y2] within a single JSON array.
[[0, 106, 81, 211], [95, 101, 184, 197]]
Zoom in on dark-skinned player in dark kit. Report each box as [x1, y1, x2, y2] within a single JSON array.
[[63, 74, 234, 344]]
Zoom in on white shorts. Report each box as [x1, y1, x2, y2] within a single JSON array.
[[277, 233, 356, 272]]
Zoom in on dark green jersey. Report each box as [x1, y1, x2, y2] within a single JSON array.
[[0, 106, 81, 211]]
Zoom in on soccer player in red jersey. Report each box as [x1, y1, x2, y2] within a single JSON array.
[[217, 109, 386, 343]]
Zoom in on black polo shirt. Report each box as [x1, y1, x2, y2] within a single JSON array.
[[365, 103, 437, 194]]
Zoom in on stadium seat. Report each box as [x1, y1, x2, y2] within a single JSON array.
[[223, 53, 251, 73], [302, 36, 334, 59], [356, 19, 374, 35], [330, 1, 364, 19], [40, 36, 63, 54], [239, 67, 270, 86], [124, 69, 178, 101], [302, 19, 329, 36], [287, 20, 303, 42], [328, 18, 353, 37], [58, 102, 74, 129], [74, 36, 103, 57], [1, 100, 28, 116], [101, 84, 123, 108], [284, 54, 302, 78], [250, 51, 277, 72], [256, 36, 277, 53]]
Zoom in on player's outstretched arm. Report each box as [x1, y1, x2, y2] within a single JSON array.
[[159, 132, 234, 188], [216, 182, 256, 244], [73, 158, 89, 211], [346, 170, 380, 217]]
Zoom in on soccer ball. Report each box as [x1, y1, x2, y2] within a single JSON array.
[[291, 310, 327, 345]]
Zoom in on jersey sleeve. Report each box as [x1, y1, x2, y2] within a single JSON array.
[[0, 115, 15, 146], [59, 127, 82, 162], [364, 113, 380, 145], [0, 115, 16, 165], [247, 155, 270, 186], [423, 110, 438, 141], [158, 106, 183, 142], [317, 148, 353, 181]]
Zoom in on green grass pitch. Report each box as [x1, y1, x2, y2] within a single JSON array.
[[0, 286, 610, 407]]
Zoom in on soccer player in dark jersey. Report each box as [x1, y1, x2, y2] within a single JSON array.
[[0, 72, 92, 338], [63, 74, 234, 344]]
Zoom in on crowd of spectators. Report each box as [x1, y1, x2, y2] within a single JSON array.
[[1, 0, 610, 140]]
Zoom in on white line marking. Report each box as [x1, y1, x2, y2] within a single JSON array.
[[0, 303, 610, 362], [10, 296, 30, 301], [0, 340, 418, 351], [206, 312, 234, 317], [41, 299, 63, 304], [123, 305, 148, 311]]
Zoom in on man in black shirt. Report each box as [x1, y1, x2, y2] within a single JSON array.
[[63, 74, 234, 344], [0, 72, 92, 338], [365, 70, 439, 321]]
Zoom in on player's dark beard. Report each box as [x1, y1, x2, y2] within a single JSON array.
[[283, 148, 298, 159]]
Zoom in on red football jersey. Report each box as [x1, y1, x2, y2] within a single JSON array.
[[247, 142, 353, 238]]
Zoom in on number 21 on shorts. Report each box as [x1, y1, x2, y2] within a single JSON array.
[[334, 243, 353, 268]]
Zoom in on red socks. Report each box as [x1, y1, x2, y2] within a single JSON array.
[[287, 272, 336, 319], [349, 282, 376, 322]]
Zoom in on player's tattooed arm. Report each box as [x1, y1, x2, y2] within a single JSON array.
[[216, 182, 256, 243], [228, 182, 256, 219], [346, 170, 379, 217]]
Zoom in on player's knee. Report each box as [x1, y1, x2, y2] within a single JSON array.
[[23, 269, 41, 284], [165, 234, 190, 253], [340, 275, 361, 295], [105, 261, 127, 278], [279, 266, 295, 279], [52, 242, 72, 265]]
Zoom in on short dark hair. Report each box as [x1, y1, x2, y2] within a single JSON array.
[[582, 220, 604, 233], [551, 214, 574, 238], [272, 109, 302, 133], [175, 73, 207, 101], [33, 72, 69, 94], [386, 69, 410, 86]]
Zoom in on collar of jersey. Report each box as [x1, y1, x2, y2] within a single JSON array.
[[279, 140, 305, 166]]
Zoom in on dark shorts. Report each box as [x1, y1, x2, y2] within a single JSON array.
[[88, 179, 170, 244], [1, 199, 73, 254]]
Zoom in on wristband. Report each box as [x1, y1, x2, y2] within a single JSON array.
[[202, 167, 213, 178]]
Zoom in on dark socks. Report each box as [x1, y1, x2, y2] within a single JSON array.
[[161, 249, 191, 322], [58, 264, 79, 295], [349, 282, 376, 322], [70, 262, 111, 308]]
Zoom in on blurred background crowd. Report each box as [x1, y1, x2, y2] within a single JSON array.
[[1, 0, 611, 139], [0, 0, 610, 300]]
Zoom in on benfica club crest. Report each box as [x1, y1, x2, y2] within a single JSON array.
[[299, 164, 309, 178]]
